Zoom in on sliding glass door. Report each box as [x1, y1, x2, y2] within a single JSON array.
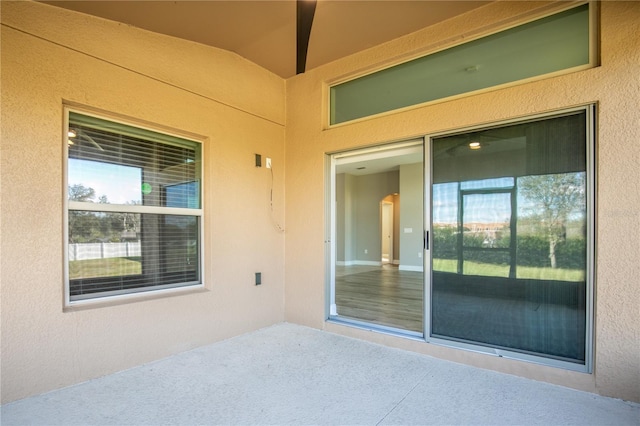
[[328, 141, 424, 335], [327, 106, 593, 370], [427, 106, 593, 368]]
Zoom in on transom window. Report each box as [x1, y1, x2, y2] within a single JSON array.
[[330, 3, 593, 125], [65, 110, 203, 304]]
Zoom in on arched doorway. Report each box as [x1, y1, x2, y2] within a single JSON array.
[[380, 194, 399, 265]]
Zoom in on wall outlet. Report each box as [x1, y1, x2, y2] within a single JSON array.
[[255, 272, 262, 285], [266, 157, 272, 169], [364, 249, 368, 254], [418, 252, 422, 258]]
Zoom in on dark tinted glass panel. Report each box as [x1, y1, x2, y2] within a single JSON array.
[[431, 111, 588, 363]]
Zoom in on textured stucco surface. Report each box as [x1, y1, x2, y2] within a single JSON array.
[[0, 1, 285, 126], [1, 0, 638, 406], [1, 1, 286, 404], [285, 1, 640, 402]]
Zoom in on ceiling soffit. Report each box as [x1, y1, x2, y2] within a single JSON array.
[[41, 1, 489, 78]]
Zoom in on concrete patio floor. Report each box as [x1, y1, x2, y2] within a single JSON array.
[[2, 323, 638, 425]]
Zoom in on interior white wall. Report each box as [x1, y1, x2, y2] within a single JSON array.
[[354, 171, 400, 263], [399, 163, 424, 270]]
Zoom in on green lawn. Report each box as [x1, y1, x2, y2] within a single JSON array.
[[69, 257, 141, 279], [433, 258, 585, 281]]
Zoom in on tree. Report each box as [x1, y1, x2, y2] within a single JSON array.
[[68, 184, 95, 202], [68, 184, 95, 243], [68, 185, 113, 242], [122, 201, 141, 233], [68, 185, 141, 242], [519, 172, 585, 268]]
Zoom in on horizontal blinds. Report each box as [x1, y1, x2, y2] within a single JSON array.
[[67, 111, 202, 302], [69, 112, 199, 150], [68, 213, 200, 300], [68, 114, 201, 209]]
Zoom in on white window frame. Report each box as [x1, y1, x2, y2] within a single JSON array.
[[63, 107, 205, 308]]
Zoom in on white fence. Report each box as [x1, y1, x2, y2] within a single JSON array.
[[68, 242, 141, 261]]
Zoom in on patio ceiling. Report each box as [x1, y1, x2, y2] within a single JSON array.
[[41, 0, 489, 78]]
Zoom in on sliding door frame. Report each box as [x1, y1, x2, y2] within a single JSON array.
[[325, 140, 426, 338], [424, 104, 596, 373], [325, 104, 594, 373]]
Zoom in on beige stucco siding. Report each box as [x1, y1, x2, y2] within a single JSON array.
[[1, 1, 285, 404], [284, 1, 639, 402], [1, 0, 638, 405]]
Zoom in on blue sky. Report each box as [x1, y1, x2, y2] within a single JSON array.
[[69, 159, 141, 204], [432, 174, 586, 224], [433, 179, 513, 224]]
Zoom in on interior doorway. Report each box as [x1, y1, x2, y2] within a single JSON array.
[[381, 198, 394, 264]]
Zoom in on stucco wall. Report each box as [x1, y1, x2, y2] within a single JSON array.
[[285, 1, 639, 402], [1, 1, 285, 403], [1, 0, 638, 406]]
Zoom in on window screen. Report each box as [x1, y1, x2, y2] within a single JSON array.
[[430, 108, 592, 366], [66, 111, 203, 302]]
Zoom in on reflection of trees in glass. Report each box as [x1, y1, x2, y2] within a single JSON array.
[[433, 226, 457, 260], [69, 184, 98, 243], [68, 184, 140, 243], [519, 172, 585, 268], [68, 184, 95, 202], [462, 224, 510, 249], [433, 174, 586, 275]]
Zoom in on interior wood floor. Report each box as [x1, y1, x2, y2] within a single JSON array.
[[335, 264, 424, 333], [334, 265, 585, 361]]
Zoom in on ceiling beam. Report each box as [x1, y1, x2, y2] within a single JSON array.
[[296, 0, 317, 74]]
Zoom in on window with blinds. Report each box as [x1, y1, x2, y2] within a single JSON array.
[[65, 110, 203, 303]]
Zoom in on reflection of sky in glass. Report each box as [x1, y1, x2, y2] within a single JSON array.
[[435, 177, 514, 225], [69, 159, 141, 204], [461, 177, 514, 190], [166, 181, 200, 209], [433, 183, 458, 224], [463, 193, 511, 224], [434, 182, 513, 224], [435, 174, 587, 225]]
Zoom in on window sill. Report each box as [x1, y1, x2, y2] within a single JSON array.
[[63, 284, 207, 312]]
